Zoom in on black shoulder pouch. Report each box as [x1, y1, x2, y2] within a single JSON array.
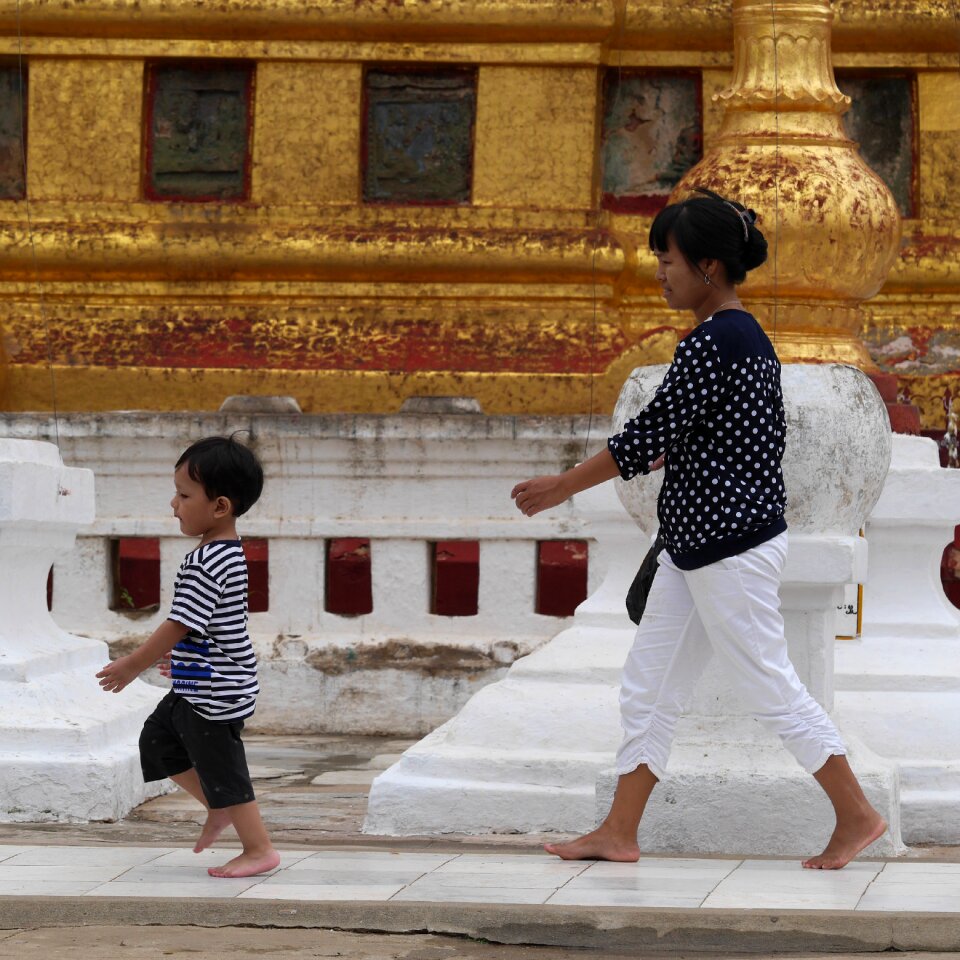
[[625, 533, 665, 625]]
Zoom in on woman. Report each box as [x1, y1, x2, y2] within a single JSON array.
[[510, 189, 886, 869]]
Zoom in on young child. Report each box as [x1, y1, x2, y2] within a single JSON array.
[[97, 435, 279, 879]]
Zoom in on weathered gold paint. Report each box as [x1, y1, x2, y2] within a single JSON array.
[[1, 341, 683, 416], [0, 38, 609, 64], [0, 0, 619, 43], [0, 0, 955, 421], [27, 59, 143, 201], [474, 66, 598, 210], [0, 1, 955, 53], [701, 70, 732, 151], [918, 72, 960, 221], [898, 374, 960, 433], [665, 0, 902, 368], [252, 62, 361, 206], [0, 216, 626, 282]]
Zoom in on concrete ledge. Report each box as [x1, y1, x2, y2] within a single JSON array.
[[2, 898, 959, 953]]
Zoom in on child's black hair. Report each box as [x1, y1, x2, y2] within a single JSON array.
[[649, 187, 768, 284], [176, 435, 264, 517]]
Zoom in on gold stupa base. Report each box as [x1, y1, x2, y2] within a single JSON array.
[[759, 330, 876, 369], [1, 358, 680, 418]]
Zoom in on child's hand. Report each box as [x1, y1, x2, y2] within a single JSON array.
[[96, 655, 142, 693], [156, 652, 172, 679], [649, 454, 665, 471]]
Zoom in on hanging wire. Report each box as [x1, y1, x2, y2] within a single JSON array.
[[952, 0, 960, 72], [583, 21, 626, 462], [950, 0, 960, 110], [770, 0, 781, 347], [14, 0, 61, 451], [585, 205, 598, 462]]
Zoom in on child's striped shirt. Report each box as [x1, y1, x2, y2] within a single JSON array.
[[167, 540, 258, 722]]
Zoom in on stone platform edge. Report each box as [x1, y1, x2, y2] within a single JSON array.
[[1, 898, 958, 953]]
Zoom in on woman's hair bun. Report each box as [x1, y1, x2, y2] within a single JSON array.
[[742, 219, 768, 272]]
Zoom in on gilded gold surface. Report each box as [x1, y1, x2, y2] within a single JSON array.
[[1, 37, 956, 69], [473, 66, 597, 210], [27, 59, 143, 201], [0, 0, 618, 43], [0, 333, 680, 415], [701, 70, 733, 151], [0, 1, 954, 53], [897, 374, 960, 433], [0, 0, 956, 417], [252, 62, 361, 206], [0, 38, 609, 64], [918, 72, 960, 133], [918, 73, 960, 222], [664, 0, 901, 367], [0, 216, 626, 283]]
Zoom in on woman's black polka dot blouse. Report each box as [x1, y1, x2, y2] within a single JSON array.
[[608, 309, 788, 570]]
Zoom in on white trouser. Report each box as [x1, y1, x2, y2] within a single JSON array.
[[616, 532, 846, 781]]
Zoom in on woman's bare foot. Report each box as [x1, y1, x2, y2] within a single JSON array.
[[207, 848, 281, 879], [802, 812, 887, 870], [544, 825, 640, 862], [194, 809, 232, 853]]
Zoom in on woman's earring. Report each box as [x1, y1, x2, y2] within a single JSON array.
[[703, 274, 711, 285]]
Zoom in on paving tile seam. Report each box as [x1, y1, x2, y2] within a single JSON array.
[[699, 855, 747, 910], [383, 869, 431, 899], [853, 860, 888, 911], [537, 858, 591, 906]]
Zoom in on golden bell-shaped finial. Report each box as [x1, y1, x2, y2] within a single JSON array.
[[673, 0, 901, 366]]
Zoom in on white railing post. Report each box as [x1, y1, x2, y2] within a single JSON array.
[[0, 440, 166, 822]]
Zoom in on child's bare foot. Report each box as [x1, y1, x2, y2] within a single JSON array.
[[802, 812, 887, 870], [207, 848, 280, 878], [544, 825, 640, 862], [194, 809, 232, 853]]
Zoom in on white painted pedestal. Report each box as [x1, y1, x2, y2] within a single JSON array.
[[835, 434, 960, 844], [0, 440, 165, 822], [593, 364, 902, 856], [366, 365, 904, 856], [363, 479, 638, 834]]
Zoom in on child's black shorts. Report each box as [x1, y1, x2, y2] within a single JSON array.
[[140, 691, 255, 810]]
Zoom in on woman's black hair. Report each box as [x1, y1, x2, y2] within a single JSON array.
[[176, 435, 264, 517], [649, 187, 768, 284]]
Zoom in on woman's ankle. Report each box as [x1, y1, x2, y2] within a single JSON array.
[[597, 820, 639, 845]]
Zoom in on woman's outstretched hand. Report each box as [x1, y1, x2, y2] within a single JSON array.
[[511, 474, 571, 517], [512, 450, 622, 517]]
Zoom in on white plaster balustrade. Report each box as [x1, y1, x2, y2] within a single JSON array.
[[0, 412, 602, 737]]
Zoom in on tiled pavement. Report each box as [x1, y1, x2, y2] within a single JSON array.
[[1, 844, 958, 913], [1, 735, 958, 955]]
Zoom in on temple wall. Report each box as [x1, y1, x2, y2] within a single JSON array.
[[0, 1, 954, 424]]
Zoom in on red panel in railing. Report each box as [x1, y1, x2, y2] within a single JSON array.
[[432, 541, 479, 617], [537, 540, 588, 617], [242, 538, 269, 613], [113, 538, 161, 611], [326, 538, 373, 616]]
